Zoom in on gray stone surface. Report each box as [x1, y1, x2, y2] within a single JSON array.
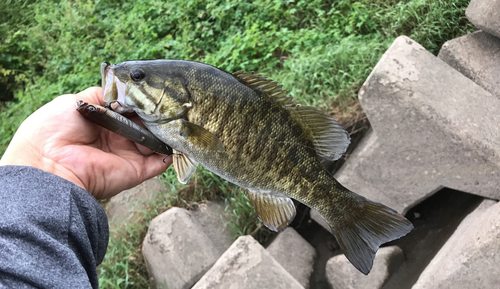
[[188, 202, 234, 254], [105, 177, 165, 228], [192, 235, 304, 289], [310, 209, 330, 233], [326, 246, 404, 289], [466, 0, 500, 38], [267, 227, 316, 288], [412, 199, 499, 289], [335, 36, 500, 214], [438, 30, 500, 98], [142, 204, 233, 289]]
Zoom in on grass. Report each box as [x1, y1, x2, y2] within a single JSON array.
[[1, 0, 475, 287], [0, 0, 474, 152]]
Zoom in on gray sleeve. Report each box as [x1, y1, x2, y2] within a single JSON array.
[[0, 166, 109, 289]]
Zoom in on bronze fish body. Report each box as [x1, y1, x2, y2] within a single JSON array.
[[101, 60, 413, 274]]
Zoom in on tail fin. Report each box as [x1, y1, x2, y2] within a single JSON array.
[[332, 198, 413, 275]]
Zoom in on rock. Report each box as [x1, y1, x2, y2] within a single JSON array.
[[325, 246, 404, 289], [381, 190, 485, 289], [105, 177, 166, 229], [335, 36, 500, 214], [438, 30, 500, 98], [309, 209, 330, 232], [142, 204, 233, 289], [187, 202, 234, 254], [466, 0, 500, 38], [412, 199, 499, 289], [192, 235, 304, 289], [266, 227, 316, 288]]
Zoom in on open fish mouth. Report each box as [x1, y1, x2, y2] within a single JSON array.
[[101, 62, 132, 113]]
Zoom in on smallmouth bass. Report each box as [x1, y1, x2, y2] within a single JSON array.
[[101, 60, 413, 274]]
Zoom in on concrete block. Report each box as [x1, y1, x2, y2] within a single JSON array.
[[335, 36, 500, 214], [105, 177, 165, 229], [188, 202, 234, 254], [142, 205, 232, 289], [310, 209, 330, 233], [326, 246, 404, 289], [267, 228, 316, 288], [439, 30, 500, 98], [192, 235, 304, 289], [413, 199, 499, 289], [466, 0, 500, 38]]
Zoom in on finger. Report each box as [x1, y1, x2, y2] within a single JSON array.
[[74, 90, 161, 155], [135, 142, 157, 156], [142, 154, 172, 180], [76, 87, 105, 106]]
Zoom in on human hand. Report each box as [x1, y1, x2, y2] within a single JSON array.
[[0, 87, 171, 199]]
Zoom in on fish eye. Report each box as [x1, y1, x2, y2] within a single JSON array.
[[130, 68, 145, 81]]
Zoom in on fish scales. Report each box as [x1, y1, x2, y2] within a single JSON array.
[[195, 96, 314, 195], [184, 67, 310, 191], [101, 60, 413, 275]]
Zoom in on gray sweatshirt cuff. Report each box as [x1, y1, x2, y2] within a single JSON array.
[[0, 165, 109, 288]]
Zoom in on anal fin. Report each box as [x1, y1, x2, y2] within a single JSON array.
[[247, 191, 296, 232]]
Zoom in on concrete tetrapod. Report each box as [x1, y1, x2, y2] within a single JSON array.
[[335, 36, 500, 214]]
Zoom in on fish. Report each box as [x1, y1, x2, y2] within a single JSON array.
[[101, 60, 413, 274]]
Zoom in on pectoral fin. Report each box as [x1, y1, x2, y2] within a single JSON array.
[[145, 119, 225, 155], [181, 120, 225, 153], [247, 191, 296, 232], [172, 149, 199, 184]]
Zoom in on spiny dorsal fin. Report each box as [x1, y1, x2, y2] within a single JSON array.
[[246, 191, 296, 232], [232, 71, 350, 161], [232, 71, 288, 101]]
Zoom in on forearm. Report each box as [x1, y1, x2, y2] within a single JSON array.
[[0, 166, 109, 289]]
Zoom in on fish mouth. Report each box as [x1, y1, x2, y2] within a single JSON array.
[[101, 62, 132, 113]]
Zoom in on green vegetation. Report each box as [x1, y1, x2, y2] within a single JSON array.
[[1, 0, 474, 287], [1, 0, 473, 152]]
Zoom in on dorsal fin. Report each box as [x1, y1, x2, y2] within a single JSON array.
[[232, 71, 351, 161], [232, 71, 284, 97]]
